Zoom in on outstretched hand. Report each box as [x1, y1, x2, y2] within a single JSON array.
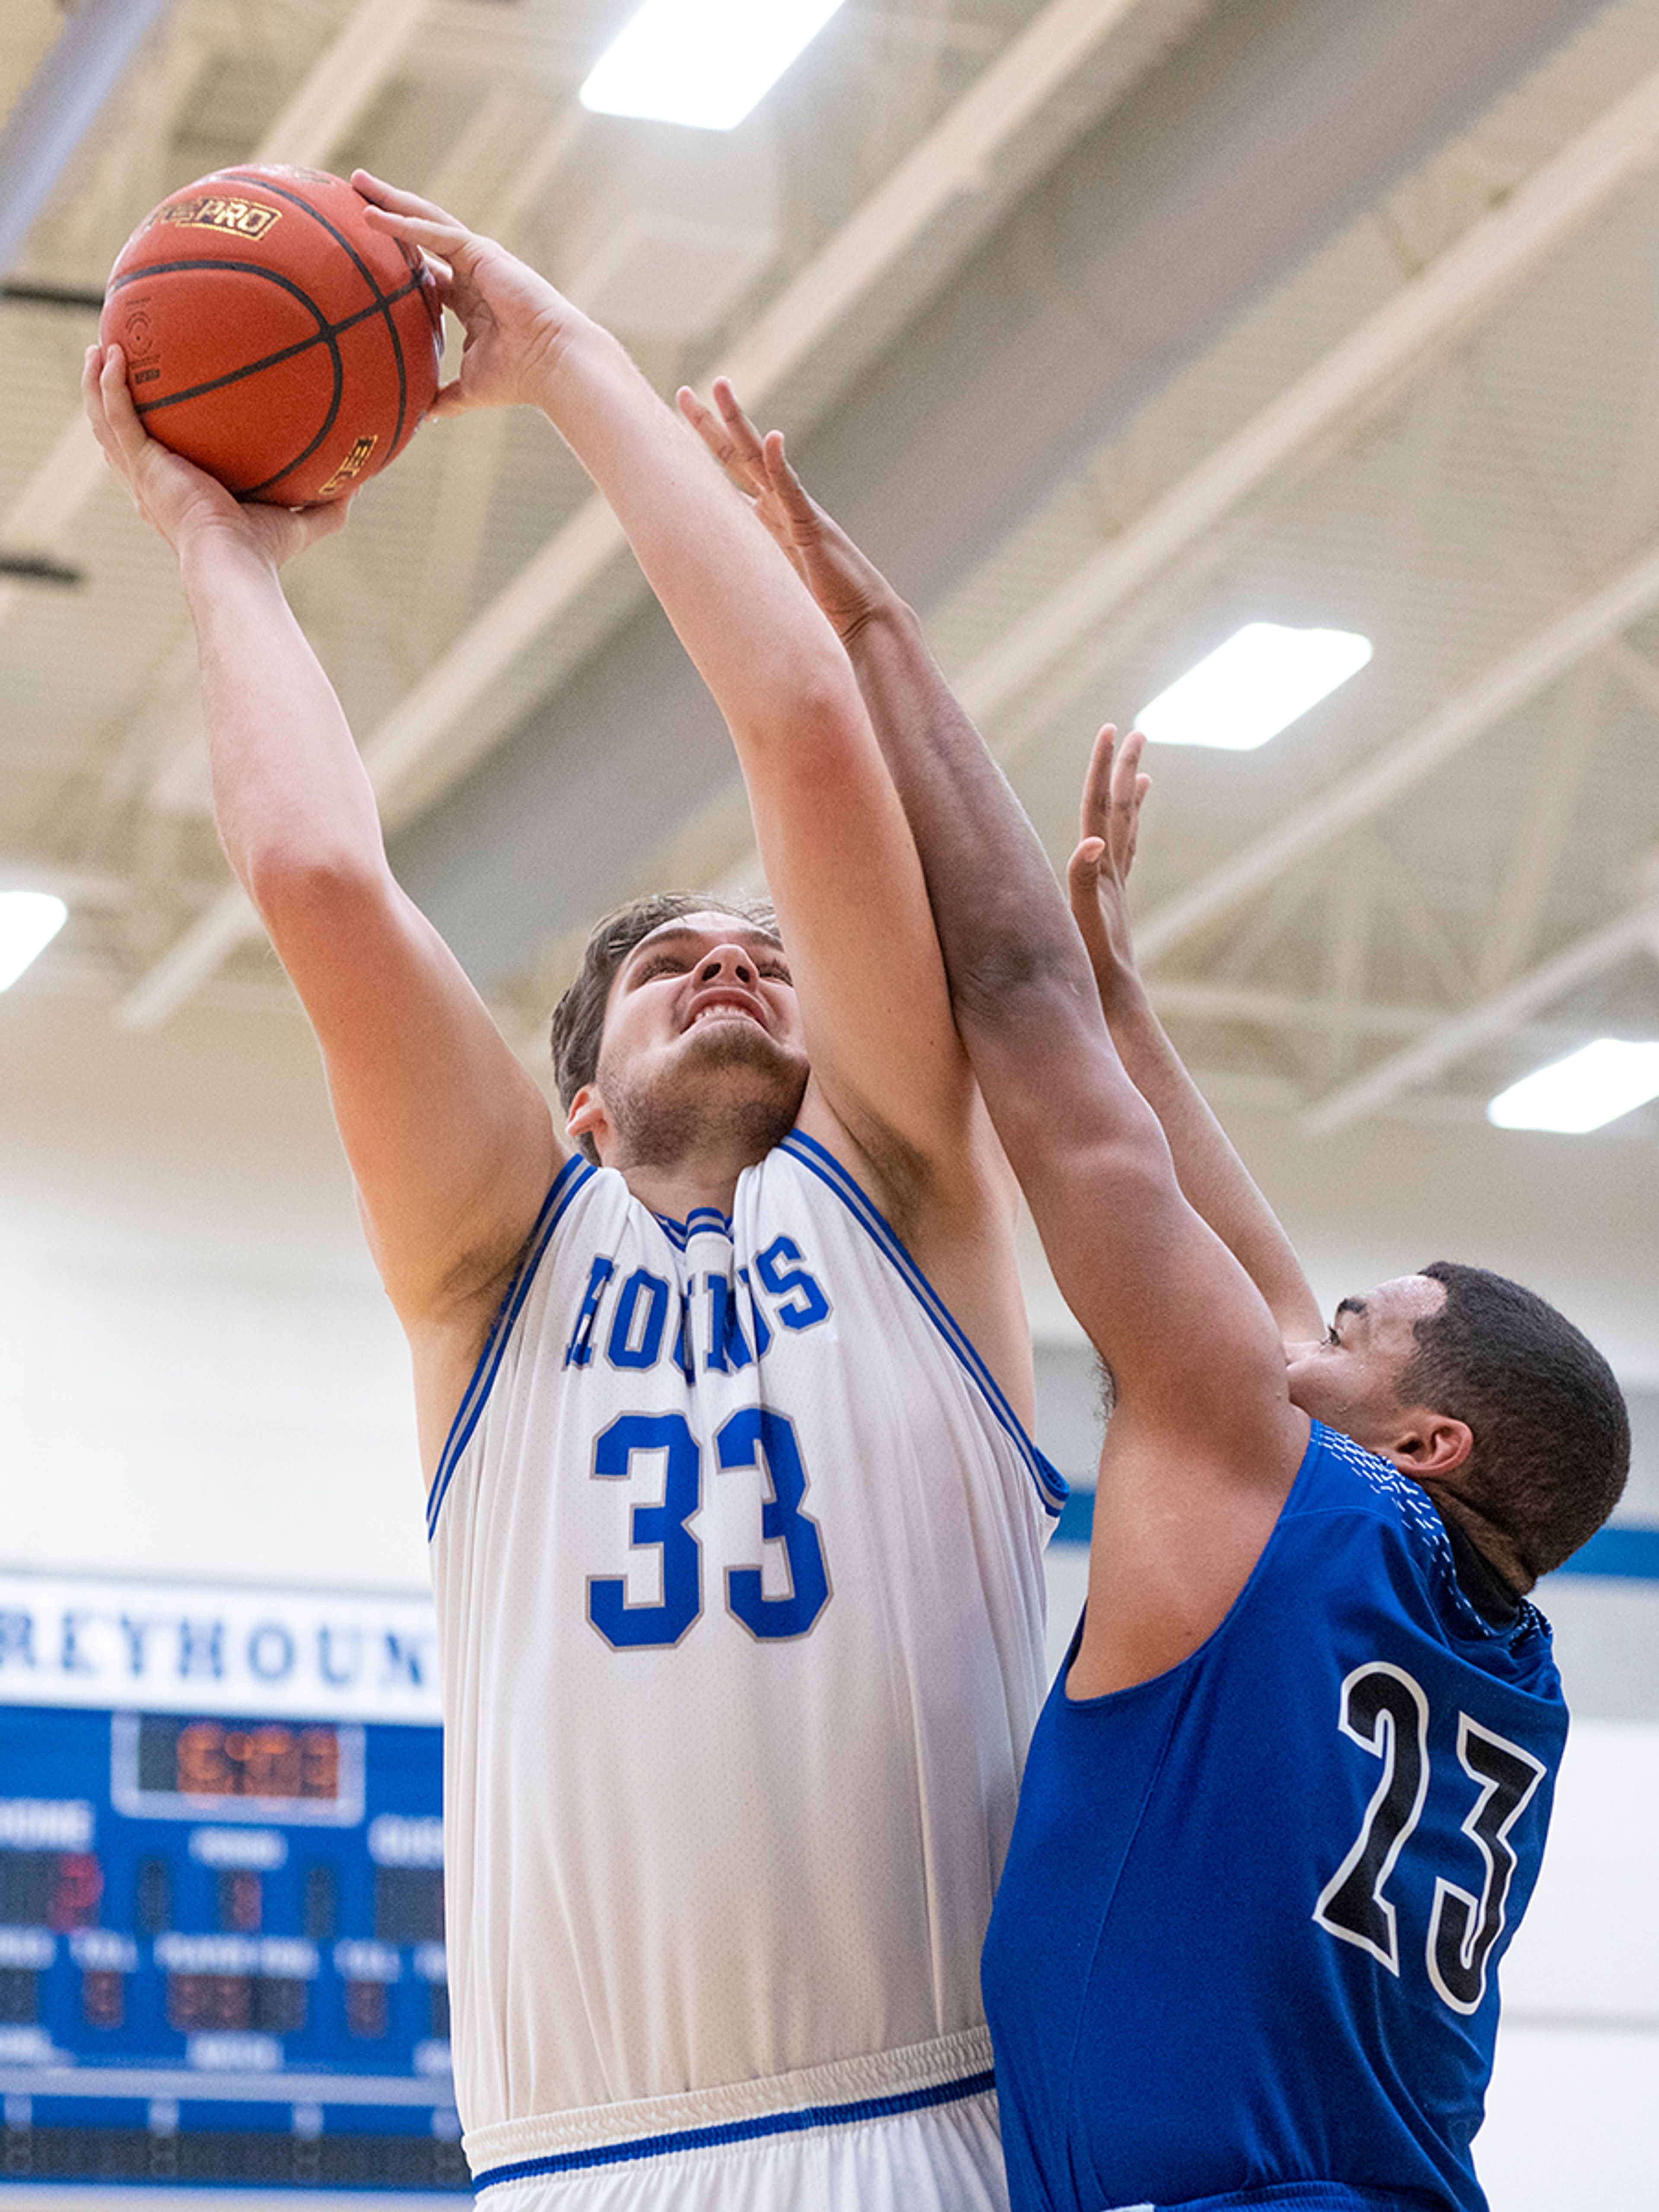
[[677, 379, 891, 645], [82, 343, 350, 568], [1067, 724, 1151, 990], [353, 170, 574, 417]]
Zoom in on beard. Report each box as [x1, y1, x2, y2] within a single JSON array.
[[597, 1019, 807, 1171]]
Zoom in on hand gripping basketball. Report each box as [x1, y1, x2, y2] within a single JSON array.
[[351, 172, 575, 418], [83, 341, 349, 568]]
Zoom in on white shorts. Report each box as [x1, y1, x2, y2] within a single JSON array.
[[469, 2082, 1008, 2212], [462, 2028, 1007, 2212]]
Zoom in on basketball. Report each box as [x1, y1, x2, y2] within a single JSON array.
[[100, 165, 442, 505]]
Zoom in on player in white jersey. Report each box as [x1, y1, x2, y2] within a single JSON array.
[[84, 175, 1058, 2207]]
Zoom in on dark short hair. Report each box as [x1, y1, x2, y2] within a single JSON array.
[[549, 891, 780, 1161], [1400, 1261, 1629, 1582]]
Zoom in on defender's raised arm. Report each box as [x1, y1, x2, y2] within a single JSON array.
[[686, 389, 1308, 1690]]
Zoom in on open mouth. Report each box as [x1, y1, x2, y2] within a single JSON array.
[[686, 994, 765, 1031]]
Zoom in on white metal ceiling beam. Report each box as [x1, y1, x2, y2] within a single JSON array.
[[116, 0, 1176, 1028], [706, 51, 1659, 912], [0, 0, 432, 639], [1148, 978, 1592, 1056], [1134, 534, 1659, 966], [1473, 658, 1604, 995], [951, 54, 1659, 729], [1298, 902, 1659, 1137], [0, 0, 177, 278]]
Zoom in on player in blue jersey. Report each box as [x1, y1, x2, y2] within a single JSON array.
[[684, 385, 1630, 2212]]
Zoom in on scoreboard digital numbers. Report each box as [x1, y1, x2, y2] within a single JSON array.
[[0, 1571, 463, 2196]]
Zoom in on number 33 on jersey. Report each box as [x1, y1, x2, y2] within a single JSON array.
[[425, 1133, 1062, 2133]]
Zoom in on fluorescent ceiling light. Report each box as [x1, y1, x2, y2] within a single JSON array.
[[1137, 622, 1373, 751], [0, 891, 67, 992], [1488, 1038, 1659, 1134], [580, 0, 848, 130]]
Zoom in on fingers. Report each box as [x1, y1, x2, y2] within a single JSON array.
[[711, 378, 767, 467], [676, 385, 760, 493], [1112, 725, 1148, 797], [352, 168, 474, 263], [83, 344, 145, 482], [758, 429, 820, 534], [352, 169, 463, 235], [1109, 727, 1150, 864], [1066, 837, 1111, 948], [1078, 724, 1118, 840], [1067, 835, 1106, 892]]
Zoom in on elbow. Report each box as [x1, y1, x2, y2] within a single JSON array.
[[242, 844, 391, 938], [949, 931, 1096, 1038]]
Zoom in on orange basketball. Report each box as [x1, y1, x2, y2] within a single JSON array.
[[101, 165, 442, 505]]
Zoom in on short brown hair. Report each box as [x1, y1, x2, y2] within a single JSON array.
[[550, 891, 780, 1161]]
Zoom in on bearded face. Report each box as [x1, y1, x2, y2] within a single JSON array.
[[581, 916, 810, 1172]]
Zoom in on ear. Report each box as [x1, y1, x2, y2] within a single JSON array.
[[566, 1084, 610, 1158], [1379, 1410, 1473, 1479]]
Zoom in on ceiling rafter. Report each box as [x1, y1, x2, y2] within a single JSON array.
[[0, 0, 433, 640], [1299, 898, 1659, 1136], [943, 54, 1659, 734], [1135, 534, 1659, 967], [702, 48, 1659, 913]]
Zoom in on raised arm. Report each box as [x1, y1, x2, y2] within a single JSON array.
[[353, 179, 1023, 1390], [1068, 725, 1325, 1345], [83, 348, 558, 1476], [686, 394, 1310, 1692]]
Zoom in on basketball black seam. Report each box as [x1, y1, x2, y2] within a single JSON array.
[[216, 171, 423, 454], [122, 264, 426, 420], [112, 253, 346, 494]]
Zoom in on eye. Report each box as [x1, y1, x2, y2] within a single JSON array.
[[633, 954, 685, 983], [760, 960, 792, 986], [1325, 1323, 1342, 1347]]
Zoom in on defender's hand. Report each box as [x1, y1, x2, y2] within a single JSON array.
[[354, 171, 577, 417], [677, 378, 893, 645], [83, 344, 349, 567], [1067, 724, 1151, 991]]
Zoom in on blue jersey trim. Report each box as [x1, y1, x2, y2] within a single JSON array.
[[472, 2067, 997, 2186], [779, 1131, 1067, 1517], [426, 1155, 597, 1540], [652, 1203, 734, 1252]]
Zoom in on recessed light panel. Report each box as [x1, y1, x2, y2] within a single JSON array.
[[580, 0, 848, 130], [1136, 622, 1373, 751], [0, 891, 67, 992], [1487, 1038, 1659, 1133]]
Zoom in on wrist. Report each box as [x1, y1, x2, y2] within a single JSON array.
[[177, 513, 280, 599], [525, 304, 616, 413]]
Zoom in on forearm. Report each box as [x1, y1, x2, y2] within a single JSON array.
[[1092, 947, 1322, 1342], [847, 597, 1091, 1014], [180, 527, 388, 908], [532, 321, 858, 750]]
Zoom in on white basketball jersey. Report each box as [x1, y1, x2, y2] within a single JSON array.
[[427, 1131, 1062, 2178]]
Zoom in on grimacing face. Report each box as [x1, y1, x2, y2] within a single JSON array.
[[573, 914, 811, 1163], [1281, 1273, 1449, 1456]]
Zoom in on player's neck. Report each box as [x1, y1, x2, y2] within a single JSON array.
[[593, 1070, 799, 1220], [608, 1138, 768, 1224]]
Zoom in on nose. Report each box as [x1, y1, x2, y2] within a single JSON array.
[[699, 945, 755, 986]]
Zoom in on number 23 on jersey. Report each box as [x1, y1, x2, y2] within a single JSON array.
[[1314, 1660, 1548, 2016]]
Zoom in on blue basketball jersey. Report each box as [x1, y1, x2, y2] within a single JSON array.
[[980, 1421, 1566, 2212]]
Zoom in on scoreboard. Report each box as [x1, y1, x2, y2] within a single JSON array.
[[0, 1571, 464, 2195]]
